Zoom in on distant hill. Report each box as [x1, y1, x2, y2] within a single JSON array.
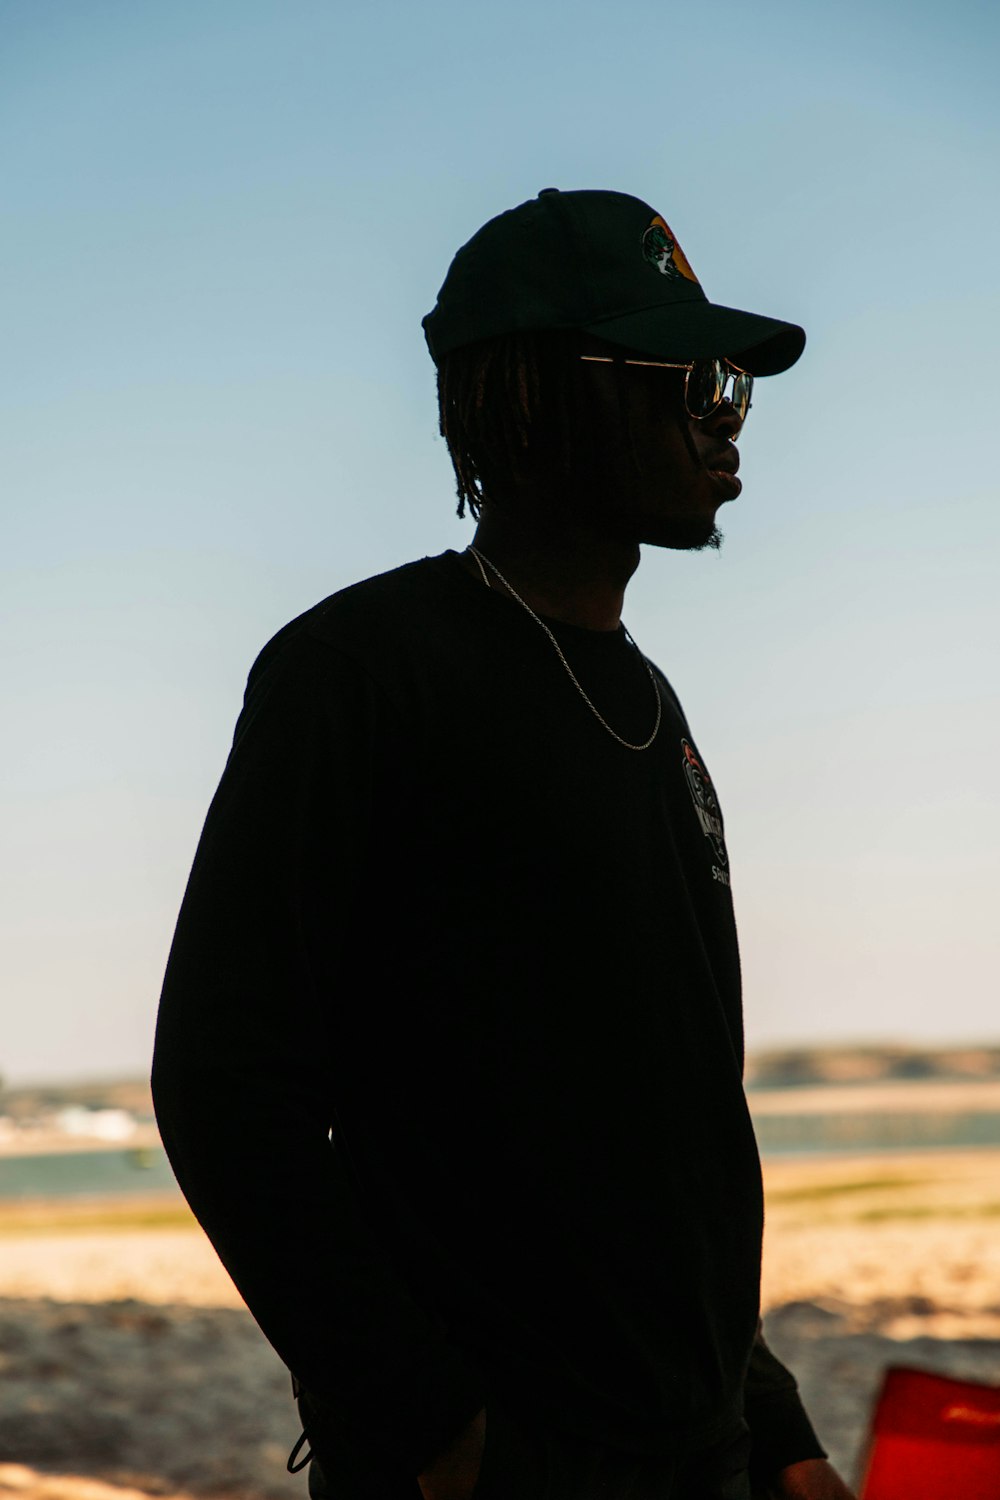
[[5, 1046, 1000, 1117]]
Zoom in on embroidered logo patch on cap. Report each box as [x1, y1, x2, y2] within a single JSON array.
[[641, 215, 699, 284]]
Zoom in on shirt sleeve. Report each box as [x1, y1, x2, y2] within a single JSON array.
[[744, 1318, 827, 1483], [150, 631, 485, 1478]]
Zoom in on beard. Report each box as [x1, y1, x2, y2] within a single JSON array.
[[561, 444, 728, 554], [539, 469, 725, 554], [492, 440, 728, 555], [646, 517, 724, 552]]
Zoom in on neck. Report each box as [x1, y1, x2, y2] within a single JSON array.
[[464, 502, 639, 631]]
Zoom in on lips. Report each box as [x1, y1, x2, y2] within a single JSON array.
[[705, 447, 741, 496]]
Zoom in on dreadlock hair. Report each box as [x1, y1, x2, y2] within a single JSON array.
[[436, 329, 626, 519]]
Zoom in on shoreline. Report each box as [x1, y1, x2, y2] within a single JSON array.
[[8, 1077, 1000, 1166]]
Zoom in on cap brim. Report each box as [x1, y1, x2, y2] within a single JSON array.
[[583, 298, 805, 376]]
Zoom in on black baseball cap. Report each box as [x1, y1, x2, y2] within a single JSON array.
[[422, 188, 805, 377]]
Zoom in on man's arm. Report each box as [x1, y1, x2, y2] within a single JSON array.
[[763, 1460, 857, 1500], [744, 1320, 856, 1498], [151, 633, 485, 1478]]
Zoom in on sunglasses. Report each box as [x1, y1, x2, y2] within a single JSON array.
[[579, 354, 753, 423]]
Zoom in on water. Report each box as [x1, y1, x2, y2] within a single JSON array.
[[0, 1146, 178, 1201], [5, 1111, 1000, 1202]]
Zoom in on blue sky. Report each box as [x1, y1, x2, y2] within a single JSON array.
[[2, 0, 999, 1082]]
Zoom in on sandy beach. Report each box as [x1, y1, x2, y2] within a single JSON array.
[[2, 1149, 1000, 1498]]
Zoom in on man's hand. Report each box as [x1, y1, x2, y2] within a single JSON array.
[[417, 1406, 487, 1500], [770, 1457, 857, 1500]]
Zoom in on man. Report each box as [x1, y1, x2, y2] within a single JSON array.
[[152, 188, 855, 1500]]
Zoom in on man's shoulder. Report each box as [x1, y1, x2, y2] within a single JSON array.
[[289, 552, 454, 641], [247, 551, 461, 687]]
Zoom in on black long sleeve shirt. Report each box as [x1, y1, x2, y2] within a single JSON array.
[[152, 551, 824, 1488]]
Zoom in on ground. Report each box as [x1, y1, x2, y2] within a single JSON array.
[[2, 1150, 1000, 1497]]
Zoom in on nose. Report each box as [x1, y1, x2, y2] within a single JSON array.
[[702, 403, 743, 444]]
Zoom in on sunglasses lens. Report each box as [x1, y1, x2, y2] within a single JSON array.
[[733, 371, 753, 421], [686, 359, 725, 418], [685, 361, 753, 421]]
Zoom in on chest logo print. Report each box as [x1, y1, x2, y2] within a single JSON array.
[[681, 738, 728, 870]]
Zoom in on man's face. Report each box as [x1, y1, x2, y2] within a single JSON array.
[[573, 337, 745, 551]]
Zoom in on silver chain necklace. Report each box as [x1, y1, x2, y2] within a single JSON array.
[[466, 545, 661, 751]]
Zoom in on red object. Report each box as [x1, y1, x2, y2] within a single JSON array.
[[858, 1365, 1000, 1499]]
